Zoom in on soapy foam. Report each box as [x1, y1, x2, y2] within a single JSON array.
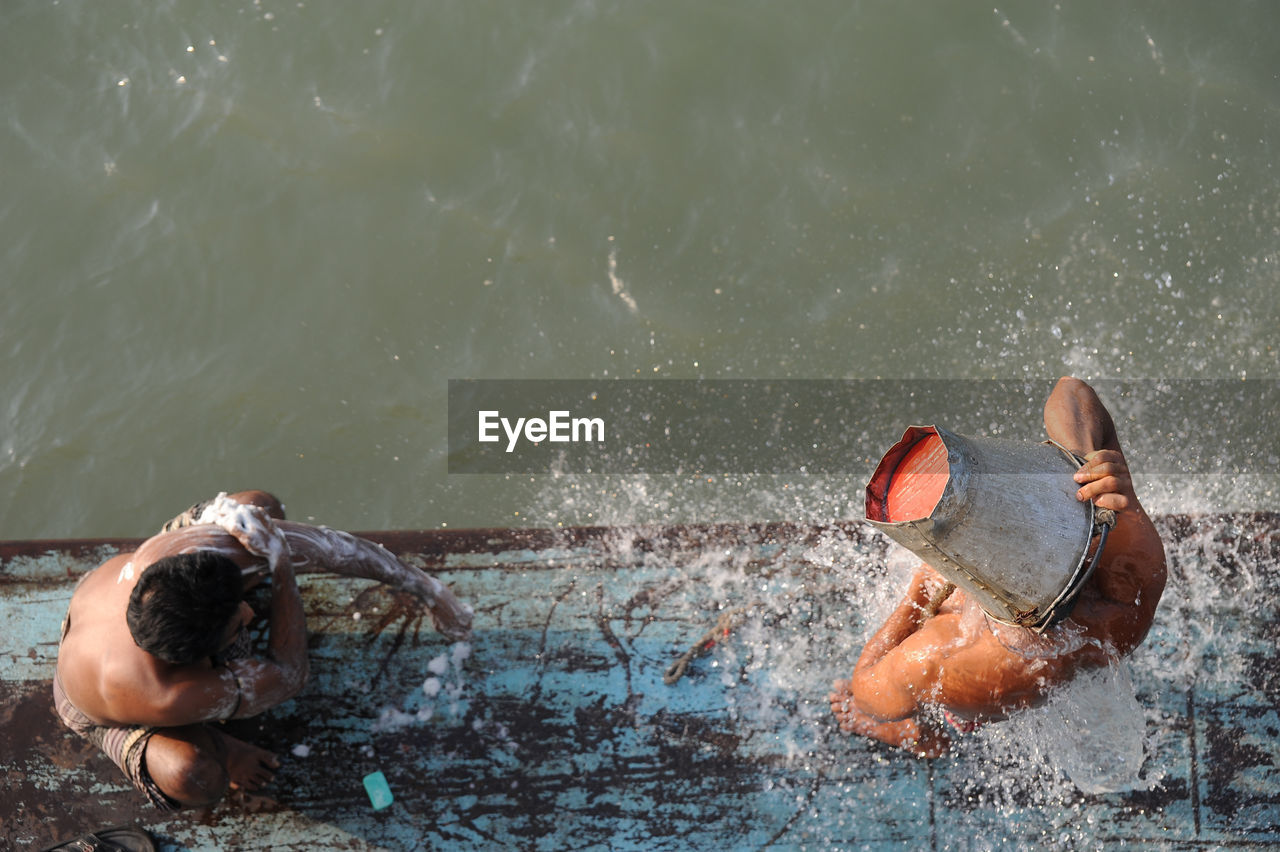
[[374, 641, 473, 733], [197, 492, 288, 566]]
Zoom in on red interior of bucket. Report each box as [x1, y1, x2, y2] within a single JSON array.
[[885, 432, 949, 522]]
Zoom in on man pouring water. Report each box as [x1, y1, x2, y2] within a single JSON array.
[[829, 377, 1166, 755]]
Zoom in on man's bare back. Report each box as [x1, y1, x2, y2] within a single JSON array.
[[829, 378, 1167, 756]]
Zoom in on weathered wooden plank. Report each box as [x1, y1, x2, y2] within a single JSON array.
[[2, 515, 1278, 851]]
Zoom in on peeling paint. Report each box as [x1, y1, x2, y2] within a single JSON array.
[[2, 516, 1279, 850]]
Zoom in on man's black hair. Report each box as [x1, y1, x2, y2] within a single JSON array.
[[126, 551, 244, 665]]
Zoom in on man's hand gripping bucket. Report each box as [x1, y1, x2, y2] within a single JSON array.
[[865, 426, 1115, 632]]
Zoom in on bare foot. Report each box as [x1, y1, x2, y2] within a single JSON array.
[[828, 678, 859, 730], [220, 732, 281, 792], [226, 787, 282, 813], [828, 679, 950, 758]]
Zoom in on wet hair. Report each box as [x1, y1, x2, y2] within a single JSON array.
[[126, 551, 244, 665]]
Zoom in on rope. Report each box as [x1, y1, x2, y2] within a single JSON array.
[[921, 581, 956, 618], [663, 604, 755, 685]]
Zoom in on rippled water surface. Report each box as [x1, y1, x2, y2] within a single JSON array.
[[2, 1, 1277, 537]]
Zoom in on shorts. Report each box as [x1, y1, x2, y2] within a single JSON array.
[[52, 670, 181, 811]]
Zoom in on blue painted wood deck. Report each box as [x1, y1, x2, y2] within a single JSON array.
[[2, 514, 1277, 850]]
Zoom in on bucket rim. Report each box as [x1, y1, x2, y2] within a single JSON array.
[[863, 428, 1111, 632]]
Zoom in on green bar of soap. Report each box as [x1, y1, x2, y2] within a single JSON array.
[[363, 770, 394, 810]]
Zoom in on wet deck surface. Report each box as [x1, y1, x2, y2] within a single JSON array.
[[2, 514, 1278, 850]]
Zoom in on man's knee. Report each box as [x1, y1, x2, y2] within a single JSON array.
[[146, 730, 229, 809]]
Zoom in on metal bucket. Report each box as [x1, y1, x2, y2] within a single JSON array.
[[864, 425, 1113, 632]]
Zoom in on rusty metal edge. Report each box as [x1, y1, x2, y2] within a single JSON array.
[[0, 511, 1272, 565], [0, 520, 871, 563]]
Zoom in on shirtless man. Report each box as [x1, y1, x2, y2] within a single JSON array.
[[829, 377, 1167, 756], [53, 491, 472, 810]]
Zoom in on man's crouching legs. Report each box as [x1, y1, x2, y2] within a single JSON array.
[[146, 725, 280, 809]]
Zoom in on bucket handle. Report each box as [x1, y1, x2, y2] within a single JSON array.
[[1039, 440, 1117, 629], [1043, 438, 1119, 531]]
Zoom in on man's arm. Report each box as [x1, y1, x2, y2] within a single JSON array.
[[225, 540, 309, 718], [848, 568, 950, 721], [123, 508, 310, 725], [1047, 377, 1166, 646], [277, 521, 473, 640], [829, 678, 952, 757], [206, 501, 310, 718], [1044, 376, 1122, 459]]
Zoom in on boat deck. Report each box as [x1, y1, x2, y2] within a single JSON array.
[[2, 514, 1277, 850]]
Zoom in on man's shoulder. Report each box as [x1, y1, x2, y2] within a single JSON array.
[[130, 526, 256, 570]]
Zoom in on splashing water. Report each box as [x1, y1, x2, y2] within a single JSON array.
[[969, 661, 1153, 798], [536, 474, 1266, 782], [351, 469, 1273, 847], [1039, 662, 1151, 795]]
